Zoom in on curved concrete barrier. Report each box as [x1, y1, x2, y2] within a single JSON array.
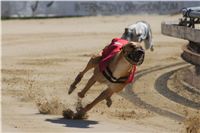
[[161, 22, 200, 43], [181, 44, 200, 66]]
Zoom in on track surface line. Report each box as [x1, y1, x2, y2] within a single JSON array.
[[119, 62, 197, 121]]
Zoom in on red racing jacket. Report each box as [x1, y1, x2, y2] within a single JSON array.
[[99, 38, 136, 83]]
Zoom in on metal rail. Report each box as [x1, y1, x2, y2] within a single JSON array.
[[182, 7, 200, 18], [179, 7, 200, 28]]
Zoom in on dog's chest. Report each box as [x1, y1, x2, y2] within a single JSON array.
[[110, 56, 131, 78]]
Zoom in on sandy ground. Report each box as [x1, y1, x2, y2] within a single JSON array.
[[2, 15, 200, 133]]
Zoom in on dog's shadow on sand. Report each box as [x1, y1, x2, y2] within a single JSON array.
[[46, 118, 98, 128]]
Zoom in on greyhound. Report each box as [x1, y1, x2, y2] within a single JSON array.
[[67, 41, 145, 116], [121, 21, 153, 51]]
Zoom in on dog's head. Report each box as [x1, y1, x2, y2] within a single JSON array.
[[122, 42, 145, 66], [121, 21, 153, 51]]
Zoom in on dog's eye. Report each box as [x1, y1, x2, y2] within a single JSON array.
[[129, 45, 136, 49]]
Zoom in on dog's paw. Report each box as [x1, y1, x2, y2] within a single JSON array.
[[63, 109, 75, 119], [74, 109, 88, 119], [106, 98, 112, 107], [150, 46, 154, 51], [68, 85, 76, 95], [78, 92, 85, 98]]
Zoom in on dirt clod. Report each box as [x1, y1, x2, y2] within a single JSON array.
[[62, 109, 75, 119], [62, 108, 88, 120]]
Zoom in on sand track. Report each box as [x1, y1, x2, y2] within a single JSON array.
[[2, 15, 200, 133]]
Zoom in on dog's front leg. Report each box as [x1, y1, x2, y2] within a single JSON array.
[[68, 55, 101, 95], [68, 72, 84, 94], [79, 88, 114, 113], [78, 74, 96, 98]]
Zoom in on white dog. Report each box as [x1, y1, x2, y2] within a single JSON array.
[[121, 21, 154, 51]]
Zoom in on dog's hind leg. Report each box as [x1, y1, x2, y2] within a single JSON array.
[[78, 74, 96, 98], [68, 55, 101, 95], [79, 88, 114, 113]]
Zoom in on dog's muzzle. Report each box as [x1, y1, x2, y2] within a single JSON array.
[[126, 48, 145, 65]]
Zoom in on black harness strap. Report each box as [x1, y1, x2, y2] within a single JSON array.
[[102, 67, 129, 84]]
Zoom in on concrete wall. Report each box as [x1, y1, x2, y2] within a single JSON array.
[[2, 1, 200, 18]]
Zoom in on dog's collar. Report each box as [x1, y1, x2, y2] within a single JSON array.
[[102, 66, 128, 84]]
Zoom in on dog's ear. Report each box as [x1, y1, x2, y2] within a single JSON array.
[[125, 28, 129, 34], [123, 42, 136, 50], [122, 28, 129, 38], [123, 28, 129, 38], [122, 42, 130, 54], [122, 42, 137, 53]]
